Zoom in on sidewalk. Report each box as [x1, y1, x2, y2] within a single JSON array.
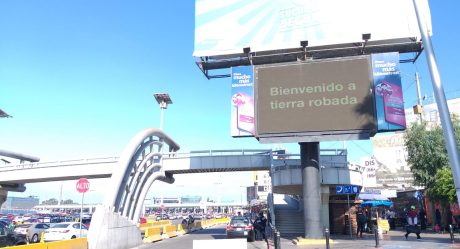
[[278, 228, 460, 249]]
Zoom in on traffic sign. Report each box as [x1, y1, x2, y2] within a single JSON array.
[[76, 178, 90, 193]]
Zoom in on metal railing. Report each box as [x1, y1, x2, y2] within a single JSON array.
[[0, 157, 119, 171], [267, 223, 281, 249]]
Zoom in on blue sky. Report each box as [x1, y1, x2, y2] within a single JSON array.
[[1, 0, 459, 204]]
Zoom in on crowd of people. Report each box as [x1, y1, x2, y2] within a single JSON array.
[[354, 204, 460, 240]]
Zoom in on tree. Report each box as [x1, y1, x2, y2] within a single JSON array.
[[404, 122, 448, 189], [426, 167, 456, 204], [404, 116, 460, 208], [41, 198, 58, 205], [62, 199, 75, 205]]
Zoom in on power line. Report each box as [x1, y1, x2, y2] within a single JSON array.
[[351, 140, 372, 156]]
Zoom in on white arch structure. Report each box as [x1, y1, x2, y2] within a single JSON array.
[[88, 128, 180, 249]]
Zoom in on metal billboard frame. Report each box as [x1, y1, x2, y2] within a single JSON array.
[[195, 37, 423, 79]]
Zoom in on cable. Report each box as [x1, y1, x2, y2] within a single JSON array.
[[351, 140, 372, 156]]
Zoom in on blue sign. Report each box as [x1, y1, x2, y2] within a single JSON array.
[[336, 185, 360, 194]]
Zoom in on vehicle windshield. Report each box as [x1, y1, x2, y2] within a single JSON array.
[[51, 224, 70, 229], [230, 218, 250, 226]]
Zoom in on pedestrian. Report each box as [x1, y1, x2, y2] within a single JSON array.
[[253, 211, 267, 241], [405, 206, 421, 240], [435, 209, 442, 228], [356, 207, 367, 238], [187, 214, 195, 229], [386, 208, 396, 230], [8, 221, 16, 231]]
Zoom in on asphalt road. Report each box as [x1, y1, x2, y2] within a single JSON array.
[[137, 224, 267, 249]]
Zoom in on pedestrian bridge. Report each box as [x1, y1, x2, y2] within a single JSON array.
[[0, 149, 271, 184], [0, 149, 361, 190]]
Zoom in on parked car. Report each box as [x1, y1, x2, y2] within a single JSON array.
[[43, 222, 88, 242], [226, 216, 255, 242], [15, 223, 50, 243], [0, 223, 28, 247], [0, 219, 10, 227], [13, 216, 24, 223]]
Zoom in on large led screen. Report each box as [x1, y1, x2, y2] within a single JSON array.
[[255, 56, 376, 137]]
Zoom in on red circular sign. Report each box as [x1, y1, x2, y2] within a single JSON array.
[[76, 178, 90, 193]]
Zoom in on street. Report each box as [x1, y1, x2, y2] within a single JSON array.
[[136, 224, 267, 249]]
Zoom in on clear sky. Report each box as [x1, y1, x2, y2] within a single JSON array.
[[1, 0, 459, 204]]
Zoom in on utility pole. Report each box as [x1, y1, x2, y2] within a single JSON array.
[[413, 0, 460, 206], [415, 72, 423, 123]]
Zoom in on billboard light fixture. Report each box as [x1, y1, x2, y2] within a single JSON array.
[[300, 40, 309, 60], [361, 33, 371, 54], [243, 47, 253, 65], [362, 33, 371, 41]]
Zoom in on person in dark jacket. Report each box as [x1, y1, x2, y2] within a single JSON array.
[[253, 211, 267, 241], [356, 207, 367, 238]]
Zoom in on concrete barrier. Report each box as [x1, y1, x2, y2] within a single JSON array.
[[143, 227, 163, 243], [6, 238, 87, 249], [164, 225, 178, 238], [5, 244, 47, 249], [194, 221, 203, 230], [46, 238, 88, 249], [177, 223, 187, 235]]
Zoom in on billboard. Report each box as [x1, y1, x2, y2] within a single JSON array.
[[372, 52, 406, 131], [231, 66, 255, 137], [371, 133, 414, 190], [194, 0, 430, 57], [255, 56, 376, 140]]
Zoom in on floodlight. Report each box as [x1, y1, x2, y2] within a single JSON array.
[[243, 47, 251, 54], [154, 93, 173, 130], [300, 40, 308, 47], [362, 33, 371, 41], [154, 93, 172, 107]]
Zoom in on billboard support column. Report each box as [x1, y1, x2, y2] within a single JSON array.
[[300, 142, 322, 239], [413, 0, 460, 206]]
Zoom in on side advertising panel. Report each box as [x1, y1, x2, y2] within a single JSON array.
[[231, 66, 255, 137], [372, 52, 406, 131]]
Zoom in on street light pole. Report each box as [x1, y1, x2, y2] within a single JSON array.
[[413, 0, 460, 206]]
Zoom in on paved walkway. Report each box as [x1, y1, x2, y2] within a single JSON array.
[[278, 229, 460, 249]]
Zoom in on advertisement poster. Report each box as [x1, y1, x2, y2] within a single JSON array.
[[371, 133, 414, 190], [194, 0, 428, 57], [372, 52, 406, 131], [231, 66, 255, 137]]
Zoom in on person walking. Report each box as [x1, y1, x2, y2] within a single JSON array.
[[253, 211, 267, 241], [405, 206, 421, 240], [356, 207, 367, 238]]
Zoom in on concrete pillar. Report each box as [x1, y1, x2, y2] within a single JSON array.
[[0, 190, 8, 208], [321, 186, 330, 229], [300, 142, 323, 238]]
